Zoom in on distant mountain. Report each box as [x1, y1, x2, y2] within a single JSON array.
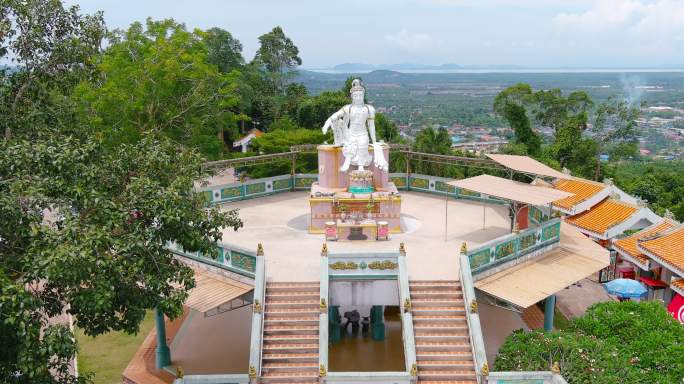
[[332, 63, 463, 71], [329, 63, 528, 71]]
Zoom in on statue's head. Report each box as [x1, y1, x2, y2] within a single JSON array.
[[349, 79, 365, 104]]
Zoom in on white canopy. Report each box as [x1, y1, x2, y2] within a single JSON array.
[[486, 154, 568, 180], [448, 174, 574, 206]]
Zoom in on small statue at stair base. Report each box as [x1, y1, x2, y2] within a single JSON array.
[[322, 79, 389, 173]]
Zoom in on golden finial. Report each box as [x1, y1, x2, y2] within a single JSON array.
[[256, 243, 264, 256], [176, 366, 184, 378], [470, 299, 478, 313], [319, 363, 327, 377], [410, 363, 418, 377], [551, 361, 560, 374], [460, 242, 467, 254], [253, 299, 262, 314], [481, 362, 489, 377], [404, 298, 412, 312], [321, 243, 328, 257], [320, 298, 327, 311], [399, 242, 406, 256], [248, 365, 257, 379]]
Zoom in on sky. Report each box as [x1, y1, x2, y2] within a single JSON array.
[[63, 0, 684, 68]]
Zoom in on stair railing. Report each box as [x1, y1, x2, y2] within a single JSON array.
[[319, 244, 330, 382], [459, 243, 489, 384], [397, 243, 418, 383], [248, 243, 266, 383]]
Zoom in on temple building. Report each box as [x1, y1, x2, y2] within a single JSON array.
[[119, 84, 678, 384]]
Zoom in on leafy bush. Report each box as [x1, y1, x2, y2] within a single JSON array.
[[494, 301, 684, 384]]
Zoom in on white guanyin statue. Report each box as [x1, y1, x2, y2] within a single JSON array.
[[322, 79, 389, 172]]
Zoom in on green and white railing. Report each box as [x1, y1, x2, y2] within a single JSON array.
[[459, 244, 488, 384], [466, 218, 562, 278], [248, 244, 266, 382], [167, 241, 258, 279], [200, 172, 508, 205], [397, 244, 418, 383]]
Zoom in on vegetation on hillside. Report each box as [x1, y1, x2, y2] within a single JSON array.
[[495, 301, 684, 384]]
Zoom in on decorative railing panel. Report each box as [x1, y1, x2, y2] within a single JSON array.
[[294, 173, 317, 191], [466, 218, 562, 276], [327, 251, 400, 279], [167, 242, 258, 279]]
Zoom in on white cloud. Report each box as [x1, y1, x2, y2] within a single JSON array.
[[553, 0, 684, 34], [384, 29, 439, 52]]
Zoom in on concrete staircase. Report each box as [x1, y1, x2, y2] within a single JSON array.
[[410, 280, 477, 384], [261, 282, 320, 384]]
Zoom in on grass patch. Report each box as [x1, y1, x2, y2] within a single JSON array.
[[75, 310, 155, 384], [553, 307, 570, 330]]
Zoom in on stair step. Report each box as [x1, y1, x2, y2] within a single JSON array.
[[260, 371, 318, 383], [410, 291, 464, 300], [412, 307, 466, 316], [410, 281, 461, 287], [266, 291, 320, 300], [262, 362, 318, 369], [264, 325, 319, 334], [265, 316, 319, 324], [413, 315, 467, 322], [262, 343, 318, 351], [416, 341, 472, 352], [266, 282, 319, 292], [264, 308, 320, 317], [418, 361, 476, 369], [417, 351, 473, 361], [265, 300, 318, 308], [415, 324, 468, 330], [416, 332, 469, 339], [413, 299, 464, 307], [263, 353, 318, 360], [417, 370, 477, 380], [264, 335, 319, 344]]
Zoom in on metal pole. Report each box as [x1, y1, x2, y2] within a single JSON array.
[[291, 153, 296, 192], [482, 203, 486, 230], [155, 308, 171, 368], [444, 190, 448, 242], [406, 152, 411, 191], [544, 295, 556, 331]]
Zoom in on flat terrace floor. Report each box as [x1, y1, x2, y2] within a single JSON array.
[[219, 191, 510, 281]]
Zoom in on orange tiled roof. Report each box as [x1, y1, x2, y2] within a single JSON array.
[[672, 278, 684, 292], [566, 198, 638, 236], [553, 178, 606, 210], [639, 226, 684, 274], [613, 221, 675, 265]]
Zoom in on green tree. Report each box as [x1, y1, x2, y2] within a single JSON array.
[[0, 0, 106, 140], [0, 133, 242, 383], [493, 84, 541, 156], [246, 128, 327, 177], [253, 26, 301, 94], [203, 27, 244, 73], [296, 90, 348, 129], [591, 99, 640, 179], [495, 301, 684, 384], [74, 18, 244, 159], [375, 112, 400, 143]]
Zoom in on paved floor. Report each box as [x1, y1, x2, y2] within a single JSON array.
[[219, 191, 510, 281], [555, 275, 614, 319]]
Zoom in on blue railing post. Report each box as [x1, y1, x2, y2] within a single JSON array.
[[544, 295, 556, 331], [155, 307, 171, 368]]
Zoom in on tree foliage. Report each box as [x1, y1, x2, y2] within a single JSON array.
[[0, 0, 106, 140], [495, 301, 684, 384], [253, 26, 301, 94], [73, 18, 244, 160]]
